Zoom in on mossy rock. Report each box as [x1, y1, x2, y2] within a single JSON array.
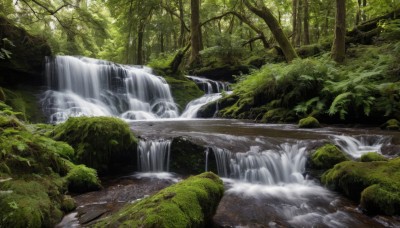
[[298, 116, 321, 128], [165, 76, 204, 112], [380, 119, 400, 131], [322, 158, 400, 215], [170, 137, 217, 174], [95, 172, 224, 227], [360, 152, 388, 162], [66, 164, 101, 193], [53, 116, 138, 175], [61, 195, 76, 212], [310, 144, 350, 169]]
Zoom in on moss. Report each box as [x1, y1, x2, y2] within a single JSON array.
[[310, 144, 349, 169], [322, 158, 400, 215], [66, 165, 101, 193], [360, 152, 388, 162], [165, 77, 204, 112], [96, 172, 224, 227], [61, 195, 76, 212], [380, 119, 400, 131], [53, 116, 138, 175], [298, 116, 321, 128]]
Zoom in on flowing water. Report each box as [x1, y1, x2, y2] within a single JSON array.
[[49, 56, 400, 227]]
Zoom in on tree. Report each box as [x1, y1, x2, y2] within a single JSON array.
[[303, 0, 310, 45], [190, 0, 202, 65], [332, 0, 346, 63], [242, 0, 298, 62]]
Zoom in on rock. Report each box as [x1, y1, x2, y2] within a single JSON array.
[[360, 152, 388, 162], [298, 116, 321, 128], [95, 172, 224, 227], [164, 77, 204, 112], [309, 144, 349, 169], [322, 158, 400, 215], [53, 116, 138, 175], [380, 119, 400, 131]]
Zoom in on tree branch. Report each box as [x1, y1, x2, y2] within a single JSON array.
[[160, 3, 190, 32]]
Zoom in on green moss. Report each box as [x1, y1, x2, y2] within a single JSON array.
[[322, 158, 400, 215], [96, 172, 224, 227], [61, 195, 76, 212], [165, 77, 204, 112], [66, 164, 101, 193], [380, 119, 399, 130], [53, 116, 138, 174], [360, 152, 388, 162], [298, 116, 321, 128], [310, 144, 349, 169]]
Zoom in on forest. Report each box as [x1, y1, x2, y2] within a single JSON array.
[[1, 0, 400, 227]]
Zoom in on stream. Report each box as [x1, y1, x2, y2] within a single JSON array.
[[50, 56, 400, 227]]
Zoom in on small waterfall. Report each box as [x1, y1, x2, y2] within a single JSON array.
[[187, 76, 229, 94], [137, 139, 171, 172], [181, 76, 230, 118], [42, 56, 179, 123], [330, 135, 390, 158], [213, 143, 307, 185]]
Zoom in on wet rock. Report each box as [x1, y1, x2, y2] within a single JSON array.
[[298, 116, 321, 128], [95, 172, 224, 227], [309, 144, 350, 170], [380, 119, 400, 131]]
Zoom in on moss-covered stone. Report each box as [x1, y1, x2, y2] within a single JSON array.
[[360, 152, 388, 162], [165, 77, 204, 112], [53, 116, 138, 174], [66, 164, 101, 193], [96, 172, 224, 227], [298, 116, 321, 128], [61, 195, 76, 212], [380, 119, 400, 131], [322, 158, 400, 215], [170, 137, 217, 174], [310, 144, 349, 169]]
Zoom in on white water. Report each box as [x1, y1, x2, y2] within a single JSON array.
[[330, 135, 390, 158], [181, 76, 230, 118], [137, 139, 171, 172], [42, 56, 179, 123]]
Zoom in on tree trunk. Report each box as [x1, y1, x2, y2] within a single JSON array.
[[356, 0, 361, 25], [362, 0, 367, 21], [178, 0, 185, 47], [332, 0, 346, 63], [292, 0, 298, 45], [190, 0, 201, 65], [296, 0, 302, 46], [243, 0, 298, 62], [137, 22, 144, 65], [303, 0, 310, 45]]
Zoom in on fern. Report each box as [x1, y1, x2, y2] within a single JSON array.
[[328, 92, 352, 119]]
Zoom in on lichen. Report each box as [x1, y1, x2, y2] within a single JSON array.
[[96, 172, 224, 227]]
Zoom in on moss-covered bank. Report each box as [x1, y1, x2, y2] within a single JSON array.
[[322, 158, 400, 215], [0, 103, 100, 227], [165, 76, 204, 112], [53, 116, 138, 175], [96, 172, 224, 227]]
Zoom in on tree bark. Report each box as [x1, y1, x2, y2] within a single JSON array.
[[137, 21, 144, 65], [332, 0, 346, 63], [303, 0, 310, 45], [190, 0, 201, 65], [178, 0, 186, 47], [296, 0, 302, 46], [292, 0, 298, 45], [243, 0, 298, 62]]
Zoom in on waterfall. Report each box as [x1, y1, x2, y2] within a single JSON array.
[[137, 139, 171, 172], [181, 76, 230, 118], [213, 143, 307, 185], [42, 56, 179, 123], [187, 76, 229, 94], [330, 135, 390, 158]]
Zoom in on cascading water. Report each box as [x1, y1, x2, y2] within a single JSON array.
[[212, 143, 307, 184], [181, 76, 230, 118], [137, 139, 171, 172], [330, 134, 390, 158], [42, 56, 179, 123]]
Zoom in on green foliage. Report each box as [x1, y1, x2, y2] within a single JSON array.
[[310, 144, 349, 169], [66, 164, 101, 193], [298, 116, 320, 128], [360, 152, 388, 162], [322, 158, 400, 215], [379, 19, 400, 41], [53, 116, 138, 174], [96, 172, 224, 227]]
